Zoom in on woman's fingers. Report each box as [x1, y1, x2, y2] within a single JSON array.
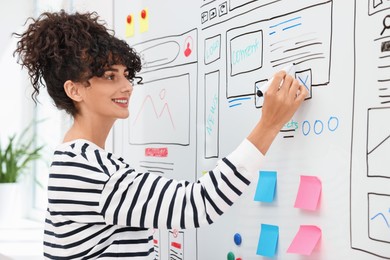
[[267, 70, 286, 94]]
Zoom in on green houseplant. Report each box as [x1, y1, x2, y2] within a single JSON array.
[[0, 126, 43, 183], [0, 125, 43, 222]]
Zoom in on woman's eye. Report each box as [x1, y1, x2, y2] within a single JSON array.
[[105, 74, 115, 80]]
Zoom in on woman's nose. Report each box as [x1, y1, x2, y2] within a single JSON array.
[[121, 78, 133, 93]]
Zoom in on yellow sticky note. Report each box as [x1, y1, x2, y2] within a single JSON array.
[[139, 8, 149, 33], [125, 14, 134, 38]]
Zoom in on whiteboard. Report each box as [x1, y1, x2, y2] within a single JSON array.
[[112, 0, 390, 259]]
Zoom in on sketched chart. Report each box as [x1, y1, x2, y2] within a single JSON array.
[[367, 107, 390, 178], [129, 74, 191, 145], [368, 193, 390, 243], [226, 1, 331, 98]]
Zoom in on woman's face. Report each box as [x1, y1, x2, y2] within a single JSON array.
[[77, 64, 133, 121]]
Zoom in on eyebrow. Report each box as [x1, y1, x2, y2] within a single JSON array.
[[105, 67, 129, 73]]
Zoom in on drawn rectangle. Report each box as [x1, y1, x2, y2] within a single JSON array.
[[204, 71, 220, 158], [367, 107, 390, 178], [368, 193, 390, 243], [204, 34, 221, 64], [229, 30, 263, 77], [129, 74, 190, 145]]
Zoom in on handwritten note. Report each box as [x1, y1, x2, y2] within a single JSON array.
[[287, 225, 321, 255], [294, 175, 321, 211], [254, 171, 277, 202], [256, 224, 279, 257]]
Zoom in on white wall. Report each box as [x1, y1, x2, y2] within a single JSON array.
[[0, 0, 115, 216], [0, 1, 35, 141]]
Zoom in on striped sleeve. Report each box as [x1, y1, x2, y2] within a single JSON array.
[[99, 139, 264, 229]]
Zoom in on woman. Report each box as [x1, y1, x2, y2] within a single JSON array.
[[14, 10, 307, 260]]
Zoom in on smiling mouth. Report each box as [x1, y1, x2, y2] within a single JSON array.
[[112, 99, 128, 104], [112, 99, 129, 107]]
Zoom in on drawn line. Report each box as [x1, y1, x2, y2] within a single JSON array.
[[133, 94, 176, 129], [229, 103, 242, 108], [284, 42, 323, 53], [283, 23, 302, 31], [367, 134, 390, 155], [146, 170, 165, 174], [269, 16, 302, 28], [280, 129, 295, 132], [140, 165, 174, 171], [228, 97, 251, 103], [378, 79, 390, 82], [371, 212, 390, 228], [140, 161, 174, 165]]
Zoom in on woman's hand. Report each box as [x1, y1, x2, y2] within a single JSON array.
[[247, 70, 308, 155]]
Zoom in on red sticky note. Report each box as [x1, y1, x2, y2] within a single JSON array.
[[294, 175, 321, 211], [287, 225, 321, 255]]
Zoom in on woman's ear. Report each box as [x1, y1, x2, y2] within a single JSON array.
[[64, 80, 83, 102]]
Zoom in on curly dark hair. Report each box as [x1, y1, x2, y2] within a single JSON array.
[[13, 10, 142, 115]]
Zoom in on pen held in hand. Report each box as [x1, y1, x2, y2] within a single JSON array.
[[256, 64, 296, 97]]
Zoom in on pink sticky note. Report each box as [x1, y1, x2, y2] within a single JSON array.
[[294, 175, 321, 211], [287, 225, 321, 255]]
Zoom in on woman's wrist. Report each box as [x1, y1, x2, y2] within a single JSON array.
[[246, 120, 281, 155]]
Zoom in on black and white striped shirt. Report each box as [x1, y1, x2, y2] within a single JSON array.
[[43, 139, 264, 259]]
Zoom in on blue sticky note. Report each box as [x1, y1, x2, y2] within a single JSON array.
[[254, 171, 277, 202], [257, 224, 279, 257]]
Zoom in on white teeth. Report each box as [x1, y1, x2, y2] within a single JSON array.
[[113, 99, 127, 104]]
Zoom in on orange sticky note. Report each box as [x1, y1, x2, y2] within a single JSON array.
[[125, 14, 134, 38], [139, 8, 149, 33], [294, 175, 321, 211], [287, 225, 321, 255]]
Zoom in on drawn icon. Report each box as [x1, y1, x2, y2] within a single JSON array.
[[296, 69, 312, 99], [380, 14, 390, 35], [219, 2, 228, 17], [210, 8, 217, 20], [201, 11, 208, 24], [183, 36, 193, 57]]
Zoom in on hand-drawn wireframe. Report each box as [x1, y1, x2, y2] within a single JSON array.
[[351, 0, 390, 258], [118, 27, 199, 260], [113, 0, 353, 259], [225, 2, 331, 99]]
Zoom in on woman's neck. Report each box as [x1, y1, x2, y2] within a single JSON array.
[[63, 115, 115, 149]]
